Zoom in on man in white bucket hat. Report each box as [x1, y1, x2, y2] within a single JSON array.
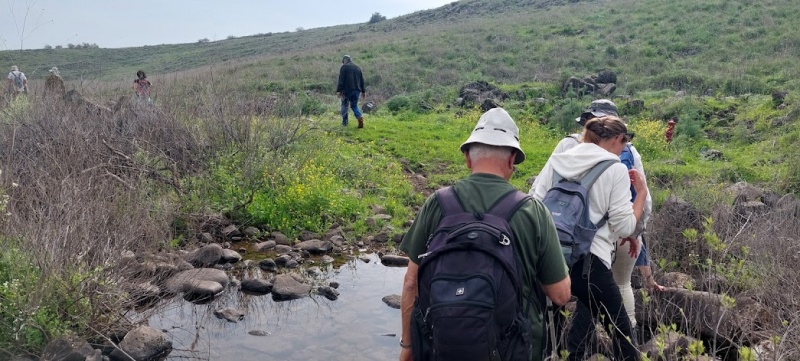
[[398, 107, 571, 361]]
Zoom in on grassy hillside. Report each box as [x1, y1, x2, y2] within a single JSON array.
[[3, 0, 800, 98], [1, 0, 800, 358]]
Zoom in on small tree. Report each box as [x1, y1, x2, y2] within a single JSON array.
[[197, 38, 210, 43], [368, 12, 386, 24], [43, 44, 52, 50]]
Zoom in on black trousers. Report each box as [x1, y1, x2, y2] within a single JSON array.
[[566, 255, 640, 361]]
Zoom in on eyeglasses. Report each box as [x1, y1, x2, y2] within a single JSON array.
[[623, 132, 635, 142]]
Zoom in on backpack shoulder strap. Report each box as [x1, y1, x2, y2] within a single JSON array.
[[579, 159, 617, 190], [551, 169, 564, 185], [578, 159, 617, 228], [434, 186, 464, 217], [487, 189, 531, 221]]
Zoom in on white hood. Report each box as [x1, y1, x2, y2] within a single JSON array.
[[530, 141, 637, 269], [549, 143, 620, 181]]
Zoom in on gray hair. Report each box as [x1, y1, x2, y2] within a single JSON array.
[[466, 143, 513, 163]]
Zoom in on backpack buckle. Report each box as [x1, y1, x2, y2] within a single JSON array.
[[499, 234, 511, 246]]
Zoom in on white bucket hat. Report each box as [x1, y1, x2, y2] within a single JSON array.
[[49, 67, 60, 76], [460, 107, 526, 164]]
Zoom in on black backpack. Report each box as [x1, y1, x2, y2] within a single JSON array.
[[540, 160, 616, 271], [411, 187, 538, 361]]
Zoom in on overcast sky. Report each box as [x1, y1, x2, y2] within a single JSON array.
[[0, 0, 455, 50]]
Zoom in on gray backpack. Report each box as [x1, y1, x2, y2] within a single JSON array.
[[12, 72, 24, 89], [541, 160, 616, 270]]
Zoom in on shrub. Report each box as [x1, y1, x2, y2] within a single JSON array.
[[548, 98, 586, 135], [385, 95, 412, 113], [368, 12, 387, 24]]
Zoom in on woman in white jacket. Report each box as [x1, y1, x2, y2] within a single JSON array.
[[532, 116, 647, 361]]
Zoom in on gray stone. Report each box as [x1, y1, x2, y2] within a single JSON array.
[[381, 255, 409, 267], [275, 254, 292, 267], [183, 280, 224, 302], [306, 266, 322, 276], [184, 243, 224, 267], [163, 268, 230, 294], [258, 258, 278, 272], [274, 245, 293, 254], [382, 294, 401, 309], [110, 326, 172, 361], [299, 230, 322, 241], [214, 307, 245, 322], [220, 249, 242, 264], [254, 240, 277, 252], [42, 336, 95, 361], [320, 255, 334, 265], [200, 232, 214, 243], [295, 239, 333, 254], [271, 231, 291, 245], [241, 278, 273, 295], [243, 226, 260, 237], [317, 286, 340, 300], [221, 224, 241, 238], [271, 274, 311, 301], [259, 259, 277, 272]]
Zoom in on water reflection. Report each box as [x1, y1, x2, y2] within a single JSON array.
[[146, 253, 406, 360]]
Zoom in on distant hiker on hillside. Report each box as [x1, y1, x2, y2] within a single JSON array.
[[666, 118, 677, 143], [7, 65, 28, 97], [531, 115, 646, 361], [400, 108, 571, 361], [133, 70, 152, 104], [336, 55, 366, 128], [44, 67, 66, 100]]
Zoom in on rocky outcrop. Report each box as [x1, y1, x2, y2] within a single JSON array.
[[562, 71, 618, 96], [455, 81, 508, 109]]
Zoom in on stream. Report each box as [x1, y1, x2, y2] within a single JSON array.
[[143, 253, 406, 360]]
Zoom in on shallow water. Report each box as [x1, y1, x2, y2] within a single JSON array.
[[145, 253, 406, 360]]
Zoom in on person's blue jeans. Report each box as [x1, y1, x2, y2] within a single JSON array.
[[567, 255, 640, 361], [340, 89, 362, 125]]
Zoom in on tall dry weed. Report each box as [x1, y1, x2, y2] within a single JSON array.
[[0, 97, 201, 348]]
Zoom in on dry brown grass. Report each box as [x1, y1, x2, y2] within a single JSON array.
[[0, 96, 202, 353]]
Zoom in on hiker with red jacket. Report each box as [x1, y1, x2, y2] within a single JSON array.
[[133, 70, 152, 104], [336, 55, 366, 128]]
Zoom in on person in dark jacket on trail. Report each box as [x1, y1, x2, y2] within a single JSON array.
[[336, 55, 366, 128]]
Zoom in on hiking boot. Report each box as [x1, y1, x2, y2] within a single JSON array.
[[357, 116, 364, 129], [342, 119, 348, 126]]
